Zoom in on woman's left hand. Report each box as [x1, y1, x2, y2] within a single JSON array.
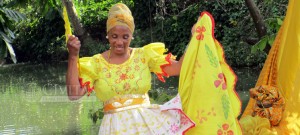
[[191, 24, 196, 35]]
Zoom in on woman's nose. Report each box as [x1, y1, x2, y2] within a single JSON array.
[[115, 38, 123, 44]]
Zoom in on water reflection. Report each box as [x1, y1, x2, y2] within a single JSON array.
[[0, 63, 260, 134], [0, 63, 101, 135]]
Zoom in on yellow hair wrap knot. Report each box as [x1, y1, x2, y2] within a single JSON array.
[[106, 3, 135, 33]]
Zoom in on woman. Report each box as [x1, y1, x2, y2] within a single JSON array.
[[66, 3, 194, 135]]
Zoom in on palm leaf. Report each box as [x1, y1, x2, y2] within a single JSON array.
[[4, 27, 15, 39], [2, 8, 26, 22], [0, 14, 5, 23], [0, 31, 16, 63], [224, 0, 242, 3], [4, 40, 16, 63], [0, 31, 12, 43]]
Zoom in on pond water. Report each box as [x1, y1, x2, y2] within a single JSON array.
[[0, 62, 260, 134]]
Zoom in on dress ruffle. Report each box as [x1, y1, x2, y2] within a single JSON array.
[[99, 94, 195, 135]]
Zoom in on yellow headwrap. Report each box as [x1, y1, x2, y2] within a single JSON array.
[[106, 3, 135, 33]]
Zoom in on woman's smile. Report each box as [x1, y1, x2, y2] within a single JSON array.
[[107, 25, 132, 56]]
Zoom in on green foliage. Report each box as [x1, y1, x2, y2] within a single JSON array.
[[14, 9, 67, 62], [89, 107, 104, 123], [130, 29, 149, 47], [221, 24, 267, 67], [132, 0, 267, 67], [78, 1, 110, 25], [251, 35, 274, 53], [132, 0, 156, 30], [5, 0, 289, 67], [225, 0, 241, 3], [6, 0, 61, 15], [251, 17, 283, 53], [148, 88, 174, 104], [153, 4, 200, 57], [0, 1, 26, 63]]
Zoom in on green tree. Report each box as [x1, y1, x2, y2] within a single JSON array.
[[0, 0, 25, 64]]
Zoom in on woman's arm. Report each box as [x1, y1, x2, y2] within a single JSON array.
[[162, 54, 185, 76], [66, 35, 86, 100], [162, 23, 196, 76]]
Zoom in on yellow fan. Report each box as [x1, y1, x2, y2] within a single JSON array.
[[63, 6, 72, 42], [63, 6, 81, 75]]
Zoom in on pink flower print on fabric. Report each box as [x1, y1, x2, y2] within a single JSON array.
[[196, 26, 206, 40], [217, 123, 234, 135], [170, 123, 179, 133], [180, 114, 190, 125], [172, 95, 180, 104], [214, 73, 227, 90]]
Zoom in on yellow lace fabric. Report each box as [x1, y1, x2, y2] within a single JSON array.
[[78, 43, 174, 101]]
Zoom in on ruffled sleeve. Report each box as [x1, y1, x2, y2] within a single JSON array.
[[78, 56, 99, 96], [143, 43, 175, 82]]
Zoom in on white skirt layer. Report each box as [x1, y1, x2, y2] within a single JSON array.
[[99, 94, 195, 135]]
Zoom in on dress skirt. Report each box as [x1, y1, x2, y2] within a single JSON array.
[[99, 94, 195, 135]]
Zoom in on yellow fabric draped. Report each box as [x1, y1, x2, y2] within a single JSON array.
[[241, 0, 300, 134], [179, 12, 242, 135]]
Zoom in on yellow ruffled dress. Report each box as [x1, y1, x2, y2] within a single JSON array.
[[78, 43, 195, 135]]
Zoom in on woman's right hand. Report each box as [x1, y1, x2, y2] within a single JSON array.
[[67, 35, 81, 57]]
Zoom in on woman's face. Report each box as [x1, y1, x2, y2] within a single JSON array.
[[107, 25, 133, 56]]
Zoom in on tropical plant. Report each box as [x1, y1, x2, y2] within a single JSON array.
[[251, 17, 283, 53], [0, 0, 25, 63]]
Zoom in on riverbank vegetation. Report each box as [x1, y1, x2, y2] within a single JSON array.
[[1, 0, 287, 68]]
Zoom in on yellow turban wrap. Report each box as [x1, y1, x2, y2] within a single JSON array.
[[106, 3, 135, 33]]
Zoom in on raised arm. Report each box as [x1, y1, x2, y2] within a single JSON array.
[[66, 35, 86, 100], [162, 54, 185, 76]]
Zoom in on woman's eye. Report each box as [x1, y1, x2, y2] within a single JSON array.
[[123, 35, 129, 39], [112, 35, 117, 38]]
